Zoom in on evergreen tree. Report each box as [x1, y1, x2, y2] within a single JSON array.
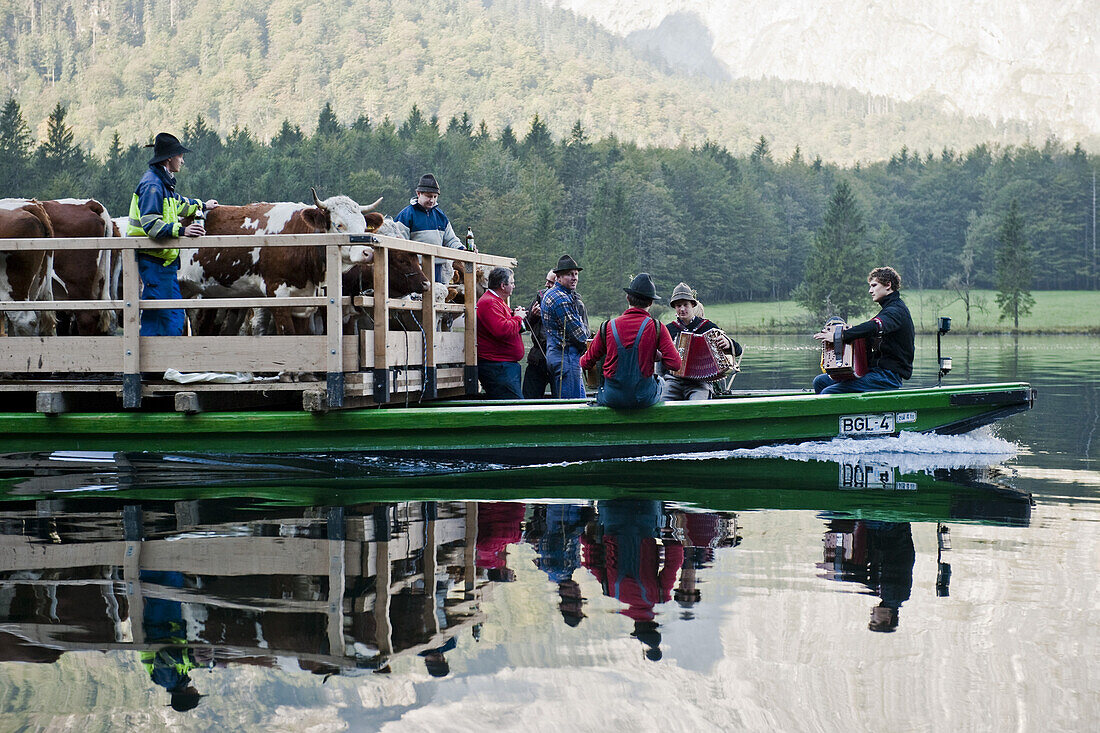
[[0, 98, 34, 193], [316, 103, 341, 137], [797, 179, 870, 321], [583, 176, 636, 317], [522, 114, 554, 161], [750, 135, 772, 164], [994, 199, 1035, 329], [37, 102, 84, 177]]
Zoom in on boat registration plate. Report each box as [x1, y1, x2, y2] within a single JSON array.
[[839, 412, 895, 435]]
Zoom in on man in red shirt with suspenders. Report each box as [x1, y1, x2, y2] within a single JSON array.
[[581, 273, 681, 409]]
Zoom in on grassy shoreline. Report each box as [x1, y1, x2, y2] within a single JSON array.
[[658, 290, 1100, 335]]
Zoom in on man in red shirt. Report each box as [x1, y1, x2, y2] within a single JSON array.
[[581, 273, 681, 408], [476, 267, 527, 399]]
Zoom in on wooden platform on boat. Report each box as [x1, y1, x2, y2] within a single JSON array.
[[1, 232, 514, 412]]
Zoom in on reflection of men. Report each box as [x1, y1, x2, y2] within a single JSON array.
[[541, 255, 590, 398], [141, 646, 207, 711], [522, 270, 557, 399], [393, 173, 466, 283], [127, 132, 218, 336], [476, 267, 527, 399], [812, 266, 914, 394], [662, 282, 742, 401], [819, 520, 915, 633], [581, 273, 680, 409], [525, 504, 594, 627], [139, 569, 212, 711], [582, 500, 683, 660]]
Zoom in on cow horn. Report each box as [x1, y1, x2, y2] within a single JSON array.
[[361, 196, 383, 213], [310, 187, 327, 210]]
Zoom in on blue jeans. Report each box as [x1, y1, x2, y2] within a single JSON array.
[[814, 368, 903, 394], [478, 360, 522, 399], [138, 255, 185, 336], [546, 345, 585, 399]]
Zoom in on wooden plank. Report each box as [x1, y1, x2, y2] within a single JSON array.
[[0, 233, 355, 251], [142, 296, 351, 309], [121, 251, 140, 407], [357, 232, 516, 267], [0, 300, 123, 311], [0, 337, 124, 371], [372, 245, 390, 403]]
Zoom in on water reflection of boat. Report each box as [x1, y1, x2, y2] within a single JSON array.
[[0, 451, 1030, 690], [0, 452, 1033, 526]]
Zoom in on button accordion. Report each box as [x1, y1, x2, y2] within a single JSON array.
[[820, 318, 869, 380], [672, 329, 734, 382]]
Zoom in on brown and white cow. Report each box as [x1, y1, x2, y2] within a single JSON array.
[[0, 199, 56, 336], [178, 190, 398, 334], [41, 199, 117, 335]]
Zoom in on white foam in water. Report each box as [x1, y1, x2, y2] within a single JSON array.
[[621, 428, 1019, 472]]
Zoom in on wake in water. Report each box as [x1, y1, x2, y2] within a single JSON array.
[[620, 428, 1019, 473]]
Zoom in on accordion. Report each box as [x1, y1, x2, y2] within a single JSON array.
[[820, 318, 869, 380], [673, 330, 734, 382]]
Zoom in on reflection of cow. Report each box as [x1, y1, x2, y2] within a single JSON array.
[[178, 190, 388, 335], [0, 198, 56, 336], [42, 198, 118, 335]]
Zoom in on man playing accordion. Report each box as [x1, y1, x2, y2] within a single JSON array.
[[811, 266, 914, 394], [661, 282, 743, 401]]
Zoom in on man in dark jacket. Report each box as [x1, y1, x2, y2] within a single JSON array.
[[812, 266, 914, 394], [522, 269, 556, 398]]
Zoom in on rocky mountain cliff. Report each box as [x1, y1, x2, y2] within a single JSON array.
[[547, 0, 1099, 140]]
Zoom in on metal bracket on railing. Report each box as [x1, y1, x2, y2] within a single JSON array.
[[326, 372, 344, 408], [122, 374, 141, 409], [464, 365, 478, 397], [349, 234, 380, 244], [373, 368, 391, 404], [423, 366, 438, 400]]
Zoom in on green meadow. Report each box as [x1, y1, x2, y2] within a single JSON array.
[[642, 291, 1100, 335]]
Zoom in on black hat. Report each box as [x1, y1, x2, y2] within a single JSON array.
[[623, 272, 661, 302], [146, 132, 191, 166], [415, 173, 440, 193], [552, 254, 582, 273]]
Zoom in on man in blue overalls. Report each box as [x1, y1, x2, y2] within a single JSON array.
[[581, 273, 681, 409]]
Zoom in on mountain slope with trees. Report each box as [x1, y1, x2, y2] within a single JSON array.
[[0, 0, 1047, 162]]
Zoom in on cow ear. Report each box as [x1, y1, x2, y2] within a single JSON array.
[[302, 207, 329, 231], [365, 212, 384, 232]]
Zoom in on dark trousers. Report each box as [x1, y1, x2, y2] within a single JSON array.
[[478, 360, 522, 399], [138, 256, 185, 336], [814, 368, 903, 394], [522, 358, 552, 399]]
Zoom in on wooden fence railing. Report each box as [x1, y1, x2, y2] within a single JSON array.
[[0, 233, 515, 409]]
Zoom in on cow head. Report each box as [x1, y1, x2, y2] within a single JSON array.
[[388, 249, 431, 296]]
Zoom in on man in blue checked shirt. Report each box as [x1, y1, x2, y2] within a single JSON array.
[[541, 254, 590, 398]]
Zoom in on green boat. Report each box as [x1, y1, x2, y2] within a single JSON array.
[[0, 382, 1034, 461]]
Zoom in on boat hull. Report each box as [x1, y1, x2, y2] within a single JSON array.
[[0, 383, 1034, 460]]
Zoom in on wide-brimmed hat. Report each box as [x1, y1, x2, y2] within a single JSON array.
[[146, 132, 191, 166], [669, 282, 697, 305], [623, 272, 661, 302], [415, 173, 440, 193], [553, 254, 583, 273]]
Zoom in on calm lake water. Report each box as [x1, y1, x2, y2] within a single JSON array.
[[0, 334, 1097, 732]]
